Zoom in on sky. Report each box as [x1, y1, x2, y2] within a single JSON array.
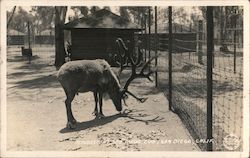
[[6, 6, 118, 23], [6, 6, 202, 23]]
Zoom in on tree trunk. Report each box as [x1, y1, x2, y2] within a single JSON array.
[[220, 7, 229, 53], [7, 6, 16, 28], [54, 6, 67, 67]]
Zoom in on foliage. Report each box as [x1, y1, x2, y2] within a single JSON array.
[[7, 6, 55, 34], [127, 7, 152, 27], [7, 6, 16, 28], [31, 7, 55, 34], [69, 6, 107, 22], [7, 7, 34, 33], [70, 6, 89, 18], [119, 7, 132, 22], [199, 6, 243, 50], [89, 6, 101, 14]]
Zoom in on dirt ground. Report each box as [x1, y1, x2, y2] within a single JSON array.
[[6, 46, 199, 151]]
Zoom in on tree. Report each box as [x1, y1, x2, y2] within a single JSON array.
[[90, 6, 101, 14], [70, 6, 105, 21], [103, 6, 111, 11], [218, 6, 242, 52], [54, 6, 68, 67], [127, 7, 151, 26], [7, 6, 16, 28], [119, 7, 131, 21], [172, 7, 189, 25], [31, 7, 55, 34], [7, 7, 35, 34], [71, 6, 89, 18], [118, 7, 155, 31], [219, 7, 229, 52], [199, 6, 242, 52]]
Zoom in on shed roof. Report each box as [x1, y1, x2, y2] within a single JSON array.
[[64, 9, 143, 30]]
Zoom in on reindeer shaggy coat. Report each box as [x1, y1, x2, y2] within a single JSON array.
[[57, 59, 123, 129]]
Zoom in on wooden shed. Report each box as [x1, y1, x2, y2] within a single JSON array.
[[63, 9, 143, 63]]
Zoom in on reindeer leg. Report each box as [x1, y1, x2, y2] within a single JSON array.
[[63, 87, 77, 129], [98, 93, 105, 119], [65, 93, 77, 129], [92, 92, 99, 116]]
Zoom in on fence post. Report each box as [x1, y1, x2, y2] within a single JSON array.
[[206, 6, 213, 151], [168, 6, 173, 111], [155, 6, 158, 87], [148, 7, 151, 69], [189, 24, 192, 60], [233, 14, 237, 73], [144, 14, 147, 62], [28, 21, 31, 49], [198, 20, 203, 65]]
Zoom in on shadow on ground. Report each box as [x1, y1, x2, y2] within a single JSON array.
[[60, 109, 165, 133], [8, 55, 60, 89], [7, 55, 40, 62], [11, 74, 59, 89]]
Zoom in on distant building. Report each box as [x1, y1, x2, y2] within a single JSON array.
[[63, 9, 143, 63], [7, 29, 25, 45], [35, 29, 55, 45]]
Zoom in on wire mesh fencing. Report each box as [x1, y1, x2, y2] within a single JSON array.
[[7, 31, 56, 65], [212, 7, 243, 150], [155, 6, 243, 151], [170, 23, 209, 151]]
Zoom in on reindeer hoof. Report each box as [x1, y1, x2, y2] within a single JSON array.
[[67, 121, 77, 129], [92, 110, 98, 116], [98, 113, 105, 119]]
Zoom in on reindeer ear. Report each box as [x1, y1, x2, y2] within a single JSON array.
[[99, 60, 110, 73], [96, 61, 107, 83], [103, 64, 108, 71]]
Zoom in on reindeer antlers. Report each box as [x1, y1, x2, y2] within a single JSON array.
[[115, 38, 158, 103], [115, 38, 129, 76]]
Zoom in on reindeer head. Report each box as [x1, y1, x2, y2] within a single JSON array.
[[102, 61, 125, 112], [108, 86, 123, 112]]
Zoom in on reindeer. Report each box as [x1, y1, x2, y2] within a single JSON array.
[[57, 38, 157, 129]]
